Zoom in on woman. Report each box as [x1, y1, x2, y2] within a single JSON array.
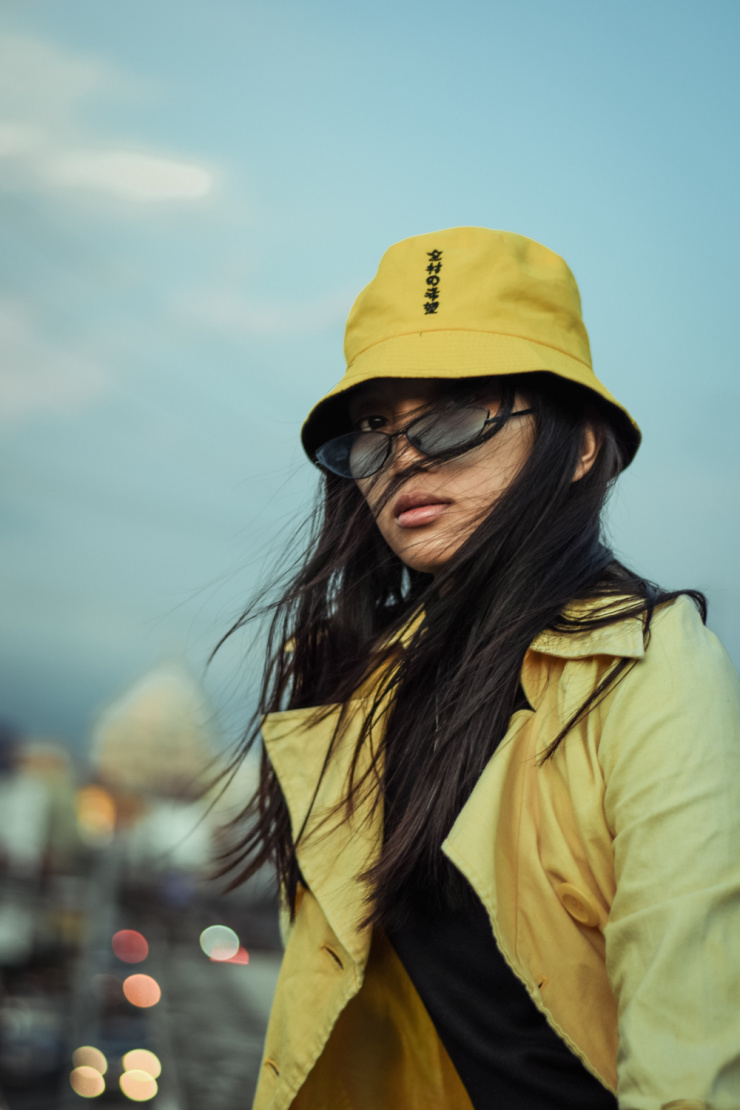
[[219, 228, 740, 1110]]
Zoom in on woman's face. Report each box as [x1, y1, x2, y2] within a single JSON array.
[[349, 378, 537, 576]]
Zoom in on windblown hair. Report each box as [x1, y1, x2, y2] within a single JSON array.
[[213, 372, 705, 928]]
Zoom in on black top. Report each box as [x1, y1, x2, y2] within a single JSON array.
[[386, 889, 618, 1110], [381, 677, 618, 1108]]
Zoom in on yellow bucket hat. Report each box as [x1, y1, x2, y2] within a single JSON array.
[[301, 226, 640, 465]]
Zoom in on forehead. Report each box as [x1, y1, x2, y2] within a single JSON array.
[[347, 378, 445, 416]]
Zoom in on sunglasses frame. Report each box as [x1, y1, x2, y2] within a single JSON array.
[[314, 403, 535, 479]]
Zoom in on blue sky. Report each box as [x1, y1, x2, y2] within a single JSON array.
[[1, 0, 738, 749]]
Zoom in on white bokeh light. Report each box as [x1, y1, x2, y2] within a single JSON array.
[[199, 924, 240, 961]]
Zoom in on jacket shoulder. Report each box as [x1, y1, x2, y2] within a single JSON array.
[[643, 593, 737, 694], [598, 593, 740, 785]]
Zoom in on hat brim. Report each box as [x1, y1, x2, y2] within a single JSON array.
[[301, 329, 640, 466]]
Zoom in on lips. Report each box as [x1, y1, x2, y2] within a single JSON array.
[[393, 490, 452, 528]]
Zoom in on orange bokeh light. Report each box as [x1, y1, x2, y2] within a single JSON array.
[[72, 1046, 108, 1074], [76, 785, 116, 844], [122, 974, 161, 1008], [120, 1069, 158, 1101], [70, 1065, 105, 1098], [121, 1049, 161, 1079], [112, 929, 149, 963]]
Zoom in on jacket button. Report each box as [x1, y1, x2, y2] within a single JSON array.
[[556, 883, 602, 928]]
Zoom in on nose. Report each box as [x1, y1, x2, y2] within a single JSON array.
[[386, 427, 424, 473], [385, 403, 423, 467]]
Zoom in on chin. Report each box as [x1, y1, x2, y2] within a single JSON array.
[[395, 541, 456, 576]]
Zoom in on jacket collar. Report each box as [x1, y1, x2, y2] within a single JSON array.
[[263, 599, 645, 962], [382, 598, 647, 661], [529, 601, 646, 660]]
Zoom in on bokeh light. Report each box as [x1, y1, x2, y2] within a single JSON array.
[[122, 1049, 161, 1079], [76, 785, 116, 846], [120, 1069, 158, 1101], [122, 974, 161, 1008], [199, 924, 239, 961], [72, 1046, 108, 1074], [223, 945, 249, 965], [70, 1066, 105, 1098], [112, 929, 149, 963]]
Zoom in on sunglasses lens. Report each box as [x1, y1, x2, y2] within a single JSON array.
[[315, 407, 496, 477], [349, 433, 390, 478], [409, 407, 489, 456], [316, 431, 389, 478]]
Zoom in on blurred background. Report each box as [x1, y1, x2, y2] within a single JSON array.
[[0, 0, 738, 1105]]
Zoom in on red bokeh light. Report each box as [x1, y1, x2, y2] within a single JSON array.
[[112, 930, 149, 963], [217, 946, 250, 965]]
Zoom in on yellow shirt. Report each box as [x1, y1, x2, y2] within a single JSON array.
[[253, 596, 740, 1110]]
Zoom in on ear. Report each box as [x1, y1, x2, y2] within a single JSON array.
[[572, 424, 599, 482]]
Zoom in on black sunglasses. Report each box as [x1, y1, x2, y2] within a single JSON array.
[[314, 403, 534, 479]]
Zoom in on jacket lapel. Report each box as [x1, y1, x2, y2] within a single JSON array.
[[443, 610, 646, 956], [263, 603, 645, 970], [262, 698, 385, 969]]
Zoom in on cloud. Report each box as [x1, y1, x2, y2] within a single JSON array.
[[0, 300, 108, 421], [0, 34, 216, 205], [45, 148, 214, 202]]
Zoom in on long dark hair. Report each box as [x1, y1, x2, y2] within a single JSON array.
[[213, 372, 705, 928]]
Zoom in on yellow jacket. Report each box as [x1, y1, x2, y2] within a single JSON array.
[[253, 596, 740, 1110]]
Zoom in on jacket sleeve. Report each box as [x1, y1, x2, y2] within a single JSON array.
[[599, 596, 740, 1110]]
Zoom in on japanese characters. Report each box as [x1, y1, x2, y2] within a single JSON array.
[[424, 249, 443, 315]]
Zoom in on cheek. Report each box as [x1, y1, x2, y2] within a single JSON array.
[[355, 423, 534, 565], [355, 476, 384, 517], [468, 424, 534, 494], [437, 445, 526, 507]]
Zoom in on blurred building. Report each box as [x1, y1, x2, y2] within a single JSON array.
[[91, 665, 216, 801], [89, 664, 259, 880]]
